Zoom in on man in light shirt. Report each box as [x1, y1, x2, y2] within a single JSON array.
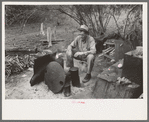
[[66, 25, 96, 83]]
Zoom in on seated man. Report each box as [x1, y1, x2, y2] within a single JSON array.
[[66, 25, 96, 83]]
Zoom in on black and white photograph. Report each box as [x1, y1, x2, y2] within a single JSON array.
[[2, 1, 148, 120]]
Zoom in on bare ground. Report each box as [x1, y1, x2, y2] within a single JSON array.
[[5, 22, 113, 99]]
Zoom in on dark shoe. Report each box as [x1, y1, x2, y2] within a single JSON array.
[[82, 74, 91, 83]]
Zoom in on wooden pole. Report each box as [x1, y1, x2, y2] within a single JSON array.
[[47, 27, 52, 47], [40, 23, 45, 35], [52, 26, 56, 41]]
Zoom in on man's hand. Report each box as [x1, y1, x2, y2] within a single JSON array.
[[74, 52, 85, 57]]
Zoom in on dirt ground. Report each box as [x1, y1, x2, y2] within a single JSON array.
[[5, 54, 112, 99], [5, 22, 113, 99]]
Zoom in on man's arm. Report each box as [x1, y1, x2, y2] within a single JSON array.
[[84, 37, 96, 55], [68, 36, 79, 49], [67, 45, 72, 51], [66, 36, 78, 56]]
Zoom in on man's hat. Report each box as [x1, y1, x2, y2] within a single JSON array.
[[78, 25, 89, 33]]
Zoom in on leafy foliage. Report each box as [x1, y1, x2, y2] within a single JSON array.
[[5, 4, 143, 47], [58, 5, 142, 48]]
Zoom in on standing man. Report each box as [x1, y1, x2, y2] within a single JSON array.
[[66, 25, 96, 83]]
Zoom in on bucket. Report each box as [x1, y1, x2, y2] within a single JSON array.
[[70, 67, 80, 87]]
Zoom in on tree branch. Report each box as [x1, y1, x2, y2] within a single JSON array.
[[92, 7, 101, 34], [123, 5, 138, 38], [112, 13, 121, 35], [20, 9, 37, 33], [104, 15, 111, 30], [58, 7, 81, 25], [97, 6, 105, 33]]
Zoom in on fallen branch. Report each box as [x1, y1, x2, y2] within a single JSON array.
[[5, 54, 35, 78], [98, 47, 115, 58]]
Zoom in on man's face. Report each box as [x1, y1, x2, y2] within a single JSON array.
[[79, 30, 87, 41]]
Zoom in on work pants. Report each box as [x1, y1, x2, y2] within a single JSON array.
[[66, 48, 95, 74]]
